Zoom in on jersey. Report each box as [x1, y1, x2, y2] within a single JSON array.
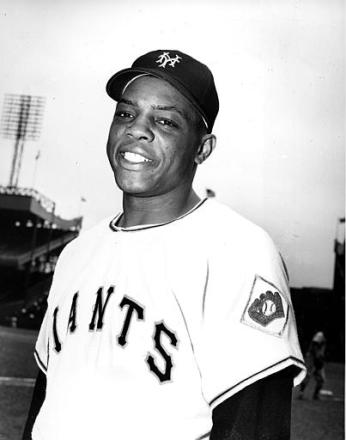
[[32, 198, 305, 440]]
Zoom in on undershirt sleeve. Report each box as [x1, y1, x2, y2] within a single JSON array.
[[22, 370, 47, 440], [210, 367, 296, 440]]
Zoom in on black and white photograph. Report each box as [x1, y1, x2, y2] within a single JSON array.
[[0, 1, 344, 439]]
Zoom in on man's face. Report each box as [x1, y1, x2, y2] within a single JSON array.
[[106, 76, 203, 198]]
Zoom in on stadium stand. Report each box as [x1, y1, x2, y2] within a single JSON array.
[[291, 234, 345, 363], [0, 186, 82, 329]]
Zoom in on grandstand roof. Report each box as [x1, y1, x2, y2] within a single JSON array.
[[0, 186, 82, 231]]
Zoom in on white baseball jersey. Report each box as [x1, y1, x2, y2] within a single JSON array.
[[33, 198, 305, 440]]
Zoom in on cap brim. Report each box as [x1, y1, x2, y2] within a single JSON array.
[[106, 67, 210, 131]]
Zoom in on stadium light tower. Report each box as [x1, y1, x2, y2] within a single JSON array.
[[0, 94, 45, 187]]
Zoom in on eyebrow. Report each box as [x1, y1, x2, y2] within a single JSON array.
[[118, 98, 134, 106], [118, 99, 189, 121], [154, 105, 188, 120]]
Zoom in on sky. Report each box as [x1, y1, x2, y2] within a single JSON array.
[[0, 0, 344, 289]]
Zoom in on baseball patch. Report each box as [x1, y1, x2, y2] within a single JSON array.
[[241, 275, 289, 336]]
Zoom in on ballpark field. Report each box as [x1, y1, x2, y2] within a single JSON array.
[[0, 325, 344, 440]]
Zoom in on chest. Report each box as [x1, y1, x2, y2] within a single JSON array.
[[46, 236, 209, 383]]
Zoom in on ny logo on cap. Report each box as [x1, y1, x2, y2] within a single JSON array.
[[156, 52, 182, 68]]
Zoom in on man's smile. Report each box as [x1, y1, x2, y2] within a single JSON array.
[[121, 151, 152, 164]]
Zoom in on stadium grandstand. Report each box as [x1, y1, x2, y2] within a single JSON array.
[[0, 185, 82, 329], [291, 219, 345, 362]]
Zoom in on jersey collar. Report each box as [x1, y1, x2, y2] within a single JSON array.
[[109, 198, 208, 232]]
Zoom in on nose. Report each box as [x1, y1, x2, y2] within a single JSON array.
[[126, 115, 154, 142]]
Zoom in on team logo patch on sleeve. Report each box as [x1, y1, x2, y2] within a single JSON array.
[[241, 275, 289, 336]]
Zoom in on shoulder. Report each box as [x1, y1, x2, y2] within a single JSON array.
[[200, 199, 275, 251], [55, 215, 115, 265], [197, 200, 287, 282]]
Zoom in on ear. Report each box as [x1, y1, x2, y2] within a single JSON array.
[[194, 134, 217, 165]]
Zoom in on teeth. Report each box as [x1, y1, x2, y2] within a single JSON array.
[[123, 152, 150, 163]]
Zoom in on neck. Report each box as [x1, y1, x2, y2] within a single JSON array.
[[120, 188, 201, 228]]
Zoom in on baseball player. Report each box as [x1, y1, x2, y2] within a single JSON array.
[[23, 49, 306, 440]]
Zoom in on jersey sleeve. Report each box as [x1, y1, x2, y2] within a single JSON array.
[[32, 220, 111, 376], [198, 228, 306, 409], [33, 240, 75, 374], [34, 310, 50, 374]]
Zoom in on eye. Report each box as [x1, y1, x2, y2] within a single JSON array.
[[114, 111, 134, 119], [157, 118, 179, 129]]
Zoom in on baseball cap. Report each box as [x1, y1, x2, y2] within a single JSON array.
[[106, 49, 219, 133]]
